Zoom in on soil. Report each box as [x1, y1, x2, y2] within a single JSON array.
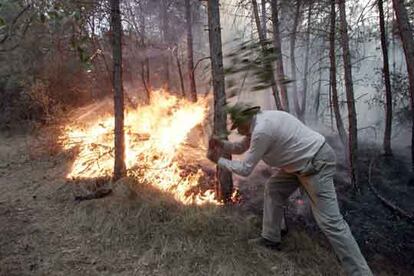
[[340, 146, 414, 274]]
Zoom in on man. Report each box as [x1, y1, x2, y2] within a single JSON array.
[[207, 104, 372, 276]]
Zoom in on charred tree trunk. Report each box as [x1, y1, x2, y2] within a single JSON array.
[[207, 0, 233, 202], [290, 0, 301, 117], [392, 0, 414, 165], [111, 0, 126, 180], [299, 2, 312, 121], [252, 0, 283, 110], [271, 0, 289, 112], [261, 0, 267, 39], [329, 0, 347, 146], [378, 0, 392, 155], [339, 0, 358, 189], [161, 0, 170, 91], [186, 0, 197, 102]]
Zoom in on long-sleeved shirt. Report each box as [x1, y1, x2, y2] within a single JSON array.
[[217, 110, 325, 176]]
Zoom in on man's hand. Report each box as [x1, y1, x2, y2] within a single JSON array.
[[207, 147, 220, 163], [207, 135, 223, 163], [209, 135, 224, 148]]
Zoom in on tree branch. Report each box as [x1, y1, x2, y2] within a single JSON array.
[[369, 156, 414, 223], [0, 4, 31, 44]]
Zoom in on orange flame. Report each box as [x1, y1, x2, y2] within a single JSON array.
[[61, 91, 218, 205]]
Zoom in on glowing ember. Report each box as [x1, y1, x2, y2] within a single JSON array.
[[61, 91, 218, 205]]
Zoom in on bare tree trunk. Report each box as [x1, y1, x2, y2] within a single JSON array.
[[252, 0, 283, 110], [299, 2, 312, 121], [314, 63, 322, 120], [271, 0, 289, 112], [145, 58, 150, 91], [174, 47, 186, 97], [290, 0, 301, 116], [328, 80, 334, 130], [379, 0, 393, 155], [161, 0, 170, 91], [261, 0, 267, 39], [329, 0, 347, 146], [207, 0, 233, 203], [339, 0, 358, 189], [111, 0, 126, 180], [186, 0, 197, 102], [139, 8, 151, 103], [140, 63, 150, 102], [392, 0, 414, 169]]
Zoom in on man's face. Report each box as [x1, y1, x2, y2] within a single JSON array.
[[236, 121, 251, 136]]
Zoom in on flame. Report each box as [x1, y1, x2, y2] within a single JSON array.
[[61, 91, 218, 205]]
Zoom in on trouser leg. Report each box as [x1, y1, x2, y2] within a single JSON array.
[[262, 171, 299, 243], [299, 145, 372, 276]]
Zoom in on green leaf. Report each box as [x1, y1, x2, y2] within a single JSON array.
[[0, 17, 5, 27]]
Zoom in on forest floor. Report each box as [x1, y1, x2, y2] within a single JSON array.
[[0, 131, 412, 275]]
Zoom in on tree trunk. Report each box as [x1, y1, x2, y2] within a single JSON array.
[[207, 0, 233, 203], [161, 0, 170, 91], [314, 62, 322, 120], [261, 0, 267, 39], [299, 2, 312, 121], [111, 0, 126, 181], [392, 0, 414, 169], [139, 9, 151, 103], [290, 0, 301, 117], [378, 0, 393, 156], [174, 47, 186, 97], [330, 0, 347, 146], [339, 0, 358, 189], [186, 0, 197, 102], [328, 79, 334, 129], [252, 0, 283, 110], [329, 0, 347, 144], [271, 0, 289, 112]]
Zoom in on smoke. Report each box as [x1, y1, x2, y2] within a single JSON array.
[[219, 0, 411, 150]]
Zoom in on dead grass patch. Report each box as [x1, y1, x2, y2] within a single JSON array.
[[53, 178, 345, 275]]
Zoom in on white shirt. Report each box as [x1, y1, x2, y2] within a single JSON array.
[[217, 111, 325, 176]]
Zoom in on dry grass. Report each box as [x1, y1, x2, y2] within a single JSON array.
[[0, 133, 346, 275], [44, 177, 343, 276]]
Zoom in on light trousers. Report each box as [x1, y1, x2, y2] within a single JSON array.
[[262, 144, 373, 276]]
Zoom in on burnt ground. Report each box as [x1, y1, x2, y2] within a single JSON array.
[[237, 141, 414, 275], [0, 130, 413, 275], [340, 146, 414, 274]]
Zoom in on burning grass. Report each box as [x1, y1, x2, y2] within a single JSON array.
[[60, 91, 218, 205]]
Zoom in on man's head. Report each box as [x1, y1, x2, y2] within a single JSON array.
[[226, 103, 261, 136]]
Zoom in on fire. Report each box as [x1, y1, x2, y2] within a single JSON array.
[[61, 91, 218, 205]]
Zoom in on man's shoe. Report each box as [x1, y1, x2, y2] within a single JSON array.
[[248, 237, 281, 250]]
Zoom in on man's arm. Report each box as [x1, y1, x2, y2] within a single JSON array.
[[217, 132, 272, 177], [221, 136, 251, 154]]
